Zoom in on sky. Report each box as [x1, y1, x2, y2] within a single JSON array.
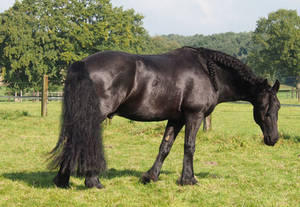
[[1, 0, 300, 36]]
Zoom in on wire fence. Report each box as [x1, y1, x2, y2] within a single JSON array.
[[0, 79, 62, 102], [0, 91, 63, 102], [0, 84, 300, 105], [279, 89, 300, 99], [0, 82, 299, 130]]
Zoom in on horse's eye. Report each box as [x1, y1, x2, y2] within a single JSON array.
[[265, 112, 270, 117]]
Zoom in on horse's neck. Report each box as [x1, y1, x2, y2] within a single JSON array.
[[216, 70, 256, 104]]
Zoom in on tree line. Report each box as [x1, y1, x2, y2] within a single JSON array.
[[0, 0, 299, 91], [159, 32, 253, 62]]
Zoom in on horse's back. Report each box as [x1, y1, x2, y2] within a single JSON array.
[[82, 49, 217, 121]]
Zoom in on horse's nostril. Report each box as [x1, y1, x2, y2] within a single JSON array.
[[264, 136, 277, 146]]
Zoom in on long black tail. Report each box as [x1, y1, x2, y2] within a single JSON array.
[[49, 61, 106, 176]]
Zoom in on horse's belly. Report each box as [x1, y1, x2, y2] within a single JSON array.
[[117, 100, 182, 121]]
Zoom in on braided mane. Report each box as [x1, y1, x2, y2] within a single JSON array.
[[184, 46, 264, 91]]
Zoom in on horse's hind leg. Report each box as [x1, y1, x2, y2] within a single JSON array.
[[83, 115, 107, 189], [141, 119, 184, 184], [53, 163, 71, 188]]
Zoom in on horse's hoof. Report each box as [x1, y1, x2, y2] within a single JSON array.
[[85, 177, 104, 189], [53, 176, 70, 189], [178, 176, 198, 186], [141, 172, 158, 184]]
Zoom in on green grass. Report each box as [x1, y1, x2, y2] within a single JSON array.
[[0, 102, 299, 207]]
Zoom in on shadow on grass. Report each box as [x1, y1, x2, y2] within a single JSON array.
[[0, 110, 31, 120], [280, 131, 300, 143], [100, 168, 173, 180], [100, 168, 143, 179], [2, 168, 174, 189], [2, 171, 56, 188]]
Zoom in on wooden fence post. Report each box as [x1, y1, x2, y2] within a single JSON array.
[[20, 90, 22, 103], [14, 91, 17, 102], [41, 75, 48, 117], [203, 115, 212, 131], [105, 118, 112, 126]]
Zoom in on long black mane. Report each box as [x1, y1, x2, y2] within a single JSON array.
[[184, 46, 264, 91]]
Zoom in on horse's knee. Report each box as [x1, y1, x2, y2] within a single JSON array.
[[159, 140, 173, 158], [184, 143, 195, 155]]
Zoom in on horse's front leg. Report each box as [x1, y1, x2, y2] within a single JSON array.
[[179, 112, 203, 185], [84, 172, 104, 189], [141, 119, 184, 184]]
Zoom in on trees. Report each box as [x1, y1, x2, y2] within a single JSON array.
[[248, 9, 300, 86], [2, 3, 299, 91], [0, 0, 150, 90]]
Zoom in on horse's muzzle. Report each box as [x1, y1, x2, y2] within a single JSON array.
[[264, 135, 278, 146]]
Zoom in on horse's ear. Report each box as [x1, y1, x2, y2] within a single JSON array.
[[262, 79, 268, 87], [272, 79, 280, 93]]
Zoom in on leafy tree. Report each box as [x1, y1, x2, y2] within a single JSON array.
[[248, 9, 300, 86], [0, 0, 150, 90]]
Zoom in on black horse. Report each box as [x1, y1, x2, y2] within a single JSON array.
[[49, 46, 280, 189]]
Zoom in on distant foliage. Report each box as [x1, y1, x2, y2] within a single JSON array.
[[1, 3, 299, 90], [0, 0, 151, 90], [147, 36, 181, 54], [159, 32, 255, 62]]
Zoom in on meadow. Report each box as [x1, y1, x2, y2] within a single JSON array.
[[0, 101, 299, 207]]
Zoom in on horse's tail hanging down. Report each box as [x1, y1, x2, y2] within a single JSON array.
[[48, 61, 106, 176]]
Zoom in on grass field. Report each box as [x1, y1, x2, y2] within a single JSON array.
[[0, 101, 299, 207]]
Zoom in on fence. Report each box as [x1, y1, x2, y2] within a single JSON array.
[[0, 76, 63, 101], [0, 75, 61, 116], [0, 92, 63, 102], [1, 90, 299, 103], [279, 89, 300, 100], [1, 77, 300, 123]]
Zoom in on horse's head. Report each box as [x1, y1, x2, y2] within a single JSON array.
[[253, 79, 280, 146]]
